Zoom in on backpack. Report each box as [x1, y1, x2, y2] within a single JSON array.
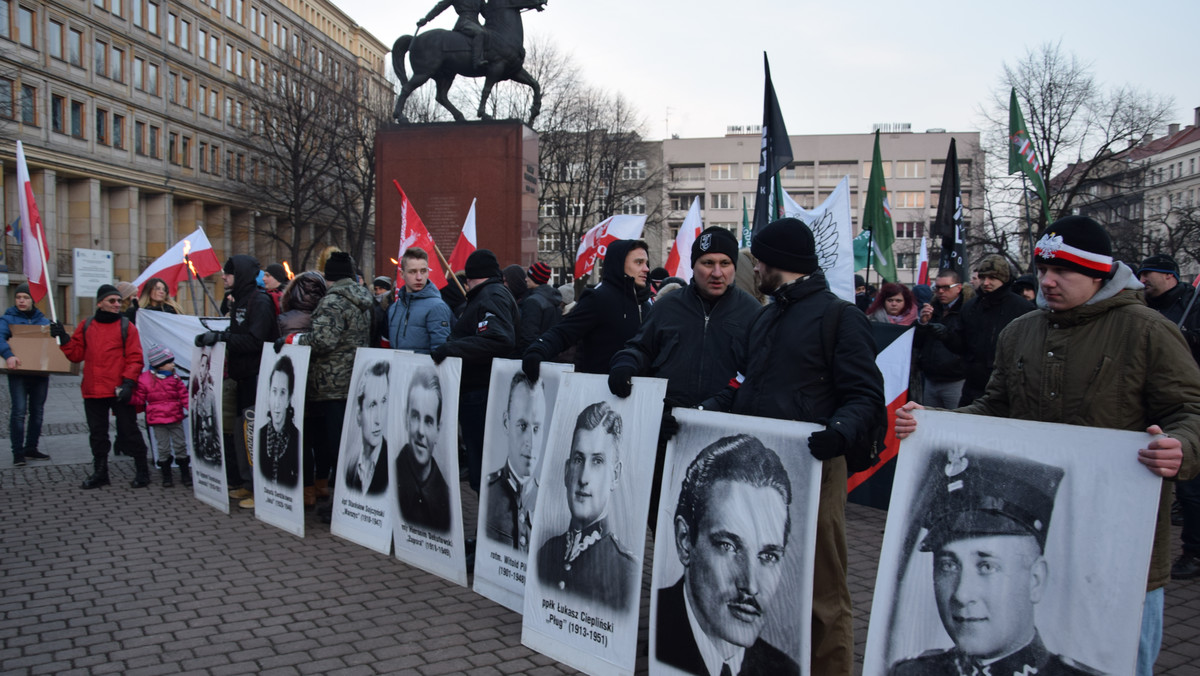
[[819, 299, 888, 475]]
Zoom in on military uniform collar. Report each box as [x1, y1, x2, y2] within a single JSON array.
[[564, 517, 609, 563]]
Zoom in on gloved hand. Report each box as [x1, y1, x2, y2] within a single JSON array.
[[49, 321, 70, 345], [521, 353, 541, 383], [430, 345, 448, 365], [274, 337, 287, 354], [608, 365, 635, 398], [194, 331, 223, 347], [660, 406, 680, 441], [115, 378, 136, 404], [808, 428, 847, 461]]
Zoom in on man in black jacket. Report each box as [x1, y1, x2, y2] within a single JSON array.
[[431, 249, 518, 493], [522, 239, 651, 378], [701, 218, 885, 676], [916, 270, 966, 408], [516, 261, 561, 355]]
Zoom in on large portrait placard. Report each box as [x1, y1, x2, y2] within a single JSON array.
[[474, 358, 573, 613], [331, 348, 401, 555], [649, 408, 822, 676], [251, 344, 310, 537], [863, 410, 1160, 676], [390, 352, 468, 586], [521, 373, 667, 676], [188, 342, 228, 514]]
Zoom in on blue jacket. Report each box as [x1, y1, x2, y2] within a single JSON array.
[[386, 281, 453, 354], [0, 305, 50, 360]]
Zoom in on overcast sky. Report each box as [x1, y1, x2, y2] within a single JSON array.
[[335, 0, 1197, 141]]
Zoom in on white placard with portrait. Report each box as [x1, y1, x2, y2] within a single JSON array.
[[521, 373, 667, 676], [252, 344, 310, 537], [187, 343, 228, 514], [863, 410, 1160, 676]]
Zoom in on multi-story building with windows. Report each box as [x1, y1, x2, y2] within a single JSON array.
[[0, 0, 388, 319]]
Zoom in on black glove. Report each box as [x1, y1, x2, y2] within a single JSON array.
[[194, 331, 223, 347], [608, 365, 635, 398], [274, 337, 287, 354], [808, 428, 847, 461], [660, 406, 680, 441], [430, 345, 448, 365], [522, 353, 542, 383], [116, 378, 136, 404], [49, 321, 70, 345]]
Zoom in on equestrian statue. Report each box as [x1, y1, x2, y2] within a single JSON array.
[[392, 0, 547, 125]]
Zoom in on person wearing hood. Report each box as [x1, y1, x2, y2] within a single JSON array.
[[1, 283, 52, 465], [196, 255, 280, 501], [516, 261, 561, 355], [387, 247, 453, 354], [521, 239, 652, 379], [921, 253, 1035, 406], [1011, 272, 1038, 302], [52, 285, 150, 488], [895, 216, 1200, 676], [430, 249, 519, 493], [277, 251, 373, 516]]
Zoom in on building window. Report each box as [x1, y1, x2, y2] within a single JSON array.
[[70, 99, 84, 137], [537, 231, 560, 253], [785, 163, 815, 180], [0, 78, 12, 119], [67, 28, 82, 65], [618, 196, 646, 215], [51, 94, 63, 131], [96, 108, 109, 144], [112, 113, 124, 148], [897, 253, 918, 269], [133, 56, 144, 90], [146, 62, 158, 95], [741, 163, 758, 180], [131, 0, 141, 27], [235, 50, 243, 76], [895, 161, 924, 179], [48, 19, 63, 59], [110, 45, 124, 81], [210, 144, 219, 175], [16, 4, 33, 47], [670, 194, 701, 211], [198, 28, 207, 59], [670, 165, 704, 183], [181, 135, 191, 167], [168, 131, 178, 164], [146, 2, 157, 34], [225, 43, 233, 71], [207, 34, 218, 64], [179, 19, 189, 50], [134, 120, 145, 154], [710, 163, 734, 180], [179, 76, 189, 107], [892, 191, 925, 209], [538, 200, 558, 218], [198, 141, 207, 172], [821, 162, 856, 180], [149, 124, 160, 158], [621, 159, 647, 181], [895, 221, 924, 238], [94, 39, 107, 75], [19, 83, 35, 125], [0, 0, 9, 39], [198, 84, 207, 115], [709, 193, 735, 210], [209, 88, 218, 119]]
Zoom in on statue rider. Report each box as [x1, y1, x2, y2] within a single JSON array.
[[418, 0, 487, 69]]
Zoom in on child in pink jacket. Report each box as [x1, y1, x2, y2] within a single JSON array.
[[133, 344, 190, 487]]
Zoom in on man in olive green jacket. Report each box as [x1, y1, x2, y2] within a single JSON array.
[[896, 216, 1200, 676]]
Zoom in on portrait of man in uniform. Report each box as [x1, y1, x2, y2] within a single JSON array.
[[395, 366, 451, 533], [536, 400, 638, 611], [656, 434, 800, 676], [342, 360, 390, 496], [889, 450, 1100, 676], [485, 371, 546, 551], [190, 349, 221, 467]]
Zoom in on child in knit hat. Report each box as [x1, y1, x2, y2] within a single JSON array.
[[132, 344, 191, 487]]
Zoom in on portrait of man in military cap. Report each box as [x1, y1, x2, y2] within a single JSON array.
[[484, 370, 547, 552], [888, 448, 1101, 676]]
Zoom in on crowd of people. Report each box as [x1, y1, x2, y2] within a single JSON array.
[[3, 213, 1199, 675]]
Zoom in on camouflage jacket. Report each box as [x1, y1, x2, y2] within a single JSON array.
[[299, 278, 373, 401]]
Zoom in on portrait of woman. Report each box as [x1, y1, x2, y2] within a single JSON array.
[[258, 355, 300, 488]]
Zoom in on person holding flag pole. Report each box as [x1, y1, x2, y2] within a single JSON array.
[[15, 142, 56, 322]]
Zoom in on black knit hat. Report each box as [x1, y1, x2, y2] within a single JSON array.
[[96, 283, 121, 302], [464, 249, 500, 280], [324, 251, 355, 282], [691, 226, 740, 268], [265, 263, 288, 284], [1138, 253, 1180, 280], [751, 218, 819, 274], [14, 282, 31, 297], [1034, 216, 1114, 279]]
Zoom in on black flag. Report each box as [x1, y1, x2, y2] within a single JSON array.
[[931, 139, 967, 279], [751, 53, 794, 238]]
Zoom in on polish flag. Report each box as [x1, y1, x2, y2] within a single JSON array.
[[446, 198, 478, 276], [133, 228, 223, 295], [665, 197, 702, 283], [393, 180, 449, 289], [15, 141, 50, 302], [917, 236, 929, 285], [848, 324, 915, 497], [574, 214, 647, 279]]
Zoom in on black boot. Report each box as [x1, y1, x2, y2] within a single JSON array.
[[131, 452, 150, 488], [81, 455, 110, 489], [178, 457, 192, 487], [159, 459, 174, 487]]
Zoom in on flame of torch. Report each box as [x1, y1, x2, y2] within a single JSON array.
[[282, 261, 294, 280], [182, 239, 198, 277]]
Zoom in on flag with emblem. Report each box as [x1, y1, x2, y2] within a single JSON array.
[[574, 215, 646, 279], [393, 180, 450, 289], [751, 53, 793, 238], [1009, 87, 1052, 222], [862, 130, 898, 282]]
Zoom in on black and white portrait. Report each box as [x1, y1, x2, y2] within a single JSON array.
[[343, 358, 391, 496], [252, 344, 310, 537], [188, 342, 228, 514], [863, 410, 1162, 676], [522, 372, 666, 676], [649, 409, 823, 676], [474, 358, 572, 613]]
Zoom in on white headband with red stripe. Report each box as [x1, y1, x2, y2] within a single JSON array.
[[1034, 233, 1113, 273]]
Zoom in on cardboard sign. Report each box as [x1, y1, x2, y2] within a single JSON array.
[[1, 324, 79, 375]]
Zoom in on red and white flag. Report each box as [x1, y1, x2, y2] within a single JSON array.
[[665, 197, 702, 283], [133, 228, 223, 296], [393, 180, 449, 289], [15, 141, 50, 302], [446, 198, 477, 276], [574, 214, 646, 279], [847, 325, 914, 496], [917, 236, 929, 285]]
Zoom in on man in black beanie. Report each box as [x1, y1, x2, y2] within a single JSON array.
[[897, 215, 1200, 674], [701, 217, 886, 676], [430, 248, 518, 493]]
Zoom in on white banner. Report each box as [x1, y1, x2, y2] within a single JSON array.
[[649, 408, 822, 676], [474, 358, 574, 613], [252, 344, 311, 538], [522, 373, 667, 676], [136, 311, 229, 376], [781, 176, 854, 302], [863, 410, 1160, 676], [188, 343, 228, 514]]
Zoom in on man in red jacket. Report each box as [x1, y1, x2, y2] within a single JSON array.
[[51, 284, 149, 489]]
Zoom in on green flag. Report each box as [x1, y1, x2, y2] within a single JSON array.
[[1008, 87, 1052, 221], [853, 230, 870, 270], [862, 130, 898, 282], [741, 197, 751, 247]]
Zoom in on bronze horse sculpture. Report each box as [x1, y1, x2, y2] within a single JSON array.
[[392, 0, 546, 125]]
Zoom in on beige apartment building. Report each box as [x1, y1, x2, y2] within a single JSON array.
[[0, 0, 388, 320]]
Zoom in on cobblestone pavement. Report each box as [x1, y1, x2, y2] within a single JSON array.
[[1, 374, 1198, 675]]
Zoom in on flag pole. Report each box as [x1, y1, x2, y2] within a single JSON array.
[[1020, 173, 1036, 272], [865, 230, 874, 287], [431, 243, 467, 297], [33, 229, 57, 323]]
